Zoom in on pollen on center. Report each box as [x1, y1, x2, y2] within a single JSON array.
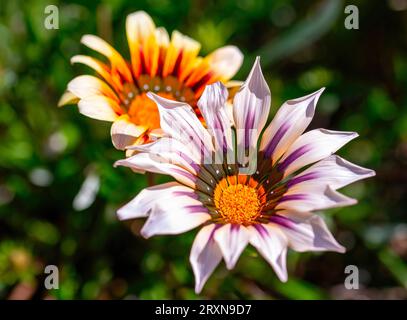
[[214, 176, 263, 225]]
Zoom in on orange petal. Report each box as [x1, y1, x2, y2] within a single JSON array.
[[81, 34, 132, 82], [163, 30, 201, 78], [70, 55, 118, 91], [126, 11, 156, 77]]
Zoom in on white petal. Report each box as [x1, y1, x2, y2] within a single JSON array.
[[140, 199, 210, 238], [190, 224, 223, 294], [197, 82, 233, 152], [126, 11, 155, 44], [270, 211, 345, 253], [77, 96, 119, 122], [276, 185, 357, 212], [155, 27, 170, 47], [248, 224, 288, 282], [277, 129, 358, 177], [214, 224, 250, 269], [147, 92, 214, 160], [111, 115, 147, 150], [126, 136, 200, 174], [114, 152, 197, 188], [58, 91, 79, 107], [287, 155, 376, 190], [117, 182, 194, 220], [260, 88, 325, 163], [233, 57, 271, 170], [207, 46, 243, 81], [67, 75, 118, 101]]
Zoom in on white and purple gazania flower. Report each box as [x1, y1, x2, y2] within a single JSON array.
[[115, 58, 375, 293]]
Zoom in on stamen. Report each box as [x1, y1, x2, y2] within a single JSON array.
[[213, 176, 265, 225]]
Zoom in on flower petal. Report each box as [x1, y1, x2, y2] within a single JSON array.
[[58, 91, 79, 107], [81, 34, 132, 82], [77, 96, 120, 122], [163, 30, 201, 79], [70, 55, 116, 89], [248, 224, 288, 282], [147, 92, 214, 160], [270, 211, 345, 253], [233, 57, 271, 171], [67, 75, 119, 101], [277, 129, 358, 177], [127, 136, 201, 174], [206, 46, 243, 82], [276, 185, 357, 212], [287, 155, 376, 190], [126, 11, 156, 77], [197, 82, 233, 153], [117, 182, 193, 220], [141, 199, 210, 238], [111, 115, 147, 150], [214, 224, 250, 269], [260, 88, 325, 163], [114, 152, 197, 188], [190, 224, 223, 294]]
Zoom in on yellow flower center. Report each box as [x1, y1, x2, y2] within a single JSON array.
[[214, 176, 264, 225]]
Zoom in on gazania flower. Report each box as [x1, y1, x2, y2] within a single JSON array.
[[115, 58, 375, 293], [59, 11, 243, 150]]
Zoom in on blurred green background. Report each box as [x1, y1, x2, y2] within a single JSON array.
[[0, 0, 406, 300]]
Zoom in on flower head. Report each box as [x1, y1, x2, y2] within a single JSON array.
[[115, 58, 375, 293], [59, 11, 243, 150]]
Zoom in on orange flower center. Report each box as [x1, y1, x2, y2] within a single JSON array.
[[128, 92, 174, 130], [214, 176, 265, 225], [121, 75, 198, 132]]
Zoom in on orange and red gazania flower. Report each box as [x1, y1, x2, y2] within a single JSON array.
[[59, 11, 243, 150]]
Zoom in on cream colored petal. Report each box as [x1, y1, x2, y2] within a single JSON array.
[[67, 75, 118, 101], [111, 115, 147, 150], [155, 27, 170, 48], [78, 96, 120, 122], [206, 46, 243, 81], [58, 90, 79, 107]]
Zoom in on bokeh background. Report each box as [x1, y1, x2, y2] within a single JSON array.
[[1, 0, 406, 300]]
